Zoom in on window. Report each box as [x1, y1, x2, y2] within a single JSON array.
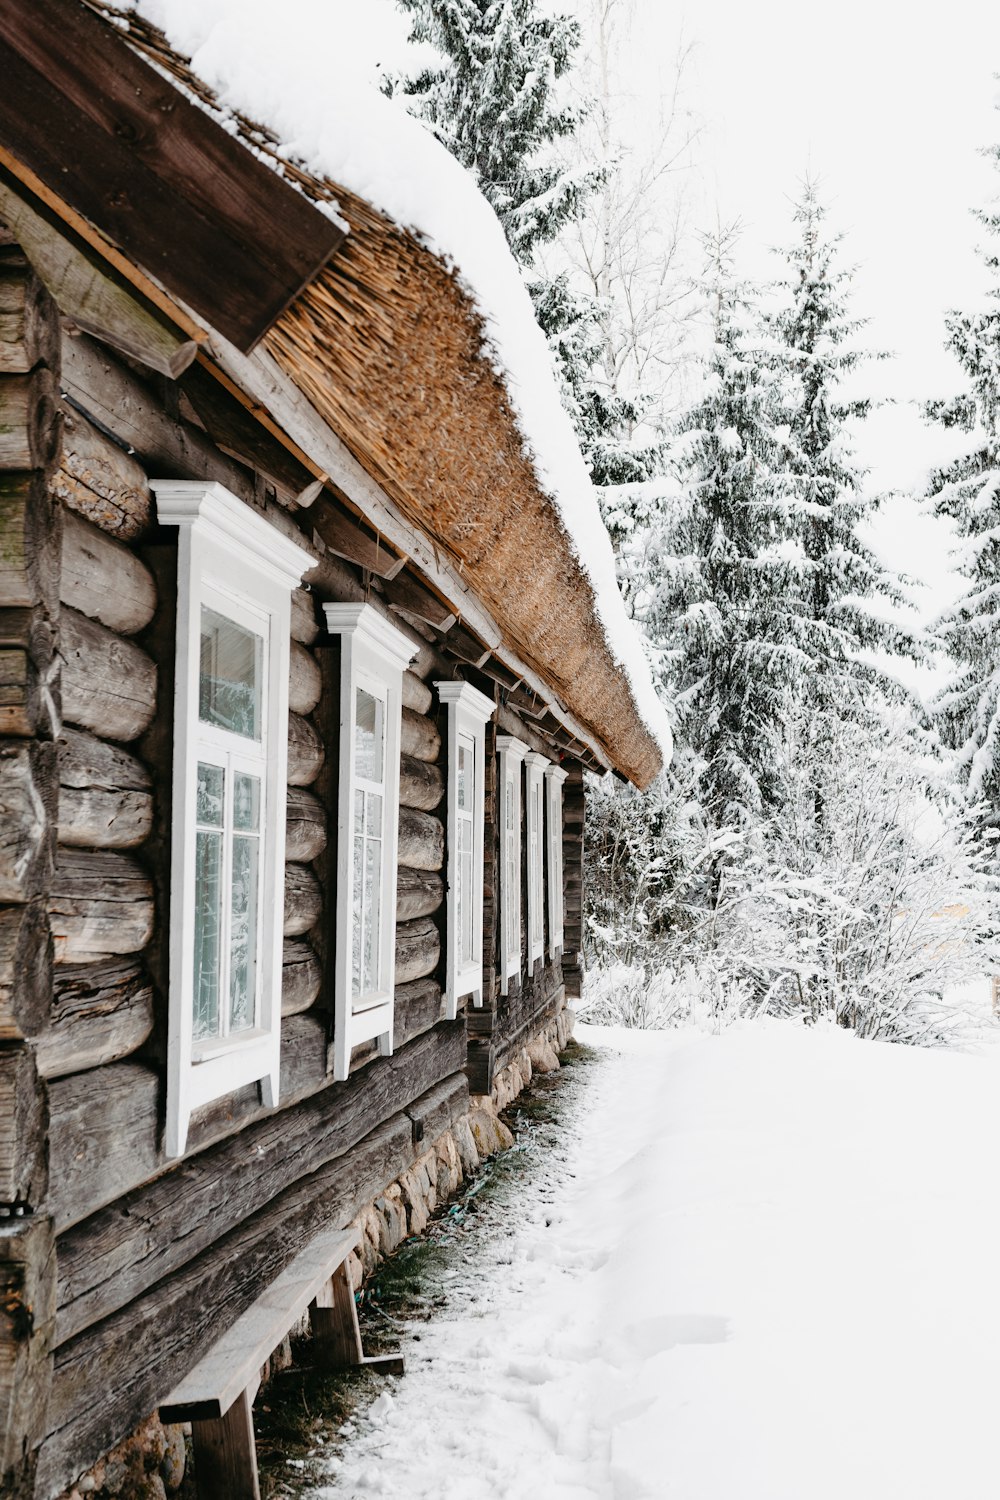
[[437, 681, 495, 1017], [497, 735, 528, 995], [525, 753, 548, 967], [325, 604, 416, 1081], [154, 480, 313, 1158], [545, 764, 568, 956]]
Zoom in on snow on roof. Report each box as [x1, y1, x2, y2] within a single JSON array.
[[128, 0, 672, 769]]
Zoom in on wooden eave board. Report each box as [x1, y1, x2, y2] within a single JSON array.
[[0, 0, 345, 352], [159, 1225, 360, 1422]]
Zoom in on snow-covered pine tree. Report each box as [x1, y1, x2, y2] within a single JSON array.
[[646, 230, 808, 842], [926, 130, 1000, 816], [387, 0, 661, 506]]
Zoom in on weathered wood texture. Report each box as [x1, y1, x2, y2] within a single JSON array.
[[53, 399, 151, 541], [0, 1217, 56, 1491], [286, 711, 324, 787], [0, 739, 56, 902], [0, 605, 59, 740], [57, 728, 153, 850], [400, 707, 441, 764], [394, 977, 444, 1049], [397, 806, 444, 873], [48, 848, 154, 964], [395, 916, 440, 986], [290, 588, 318, 646], [281, 938, 321, 1017], [0, 900, 51, 1040], [188, 1385, 259, 1500], [404, 1069, 469, 1146], [60, 511, 156, 636], [395, 866, 443, 922], [284, 786, 326, 864], [0, 471, 59, 615], [562, 764, 585, 999], [0, 252, 59, 374], [401, 670, 433, 716], [38, 1111, 417, 1499], [36, 960, 153, 1081], [283, 861, 321, 938], [60, 608, 156, 743], [0, 367, 59, 470], [309, 494, 404, 579], [0, 1044, 47, 1207], [53, 1022, 466, 1345], [288, 641, 321, 717], [398, 752, 443, 812]]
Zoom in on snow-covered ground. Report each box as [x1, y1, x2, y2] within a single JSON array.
[[304, 1019, 1000, 1498]]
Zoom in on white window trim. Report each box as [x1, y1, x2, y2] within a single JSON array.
[[153, 480, 314, 1159], [437, 680, 495, 1019], [325, 603, 416, 1082], [524, 752, 548, 968], [545, 764, 568, 957], [497, 735, 528, 996]]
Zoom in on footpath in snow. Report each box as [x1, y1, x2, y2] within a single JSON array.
[[303, 1020, 1000, 1499]]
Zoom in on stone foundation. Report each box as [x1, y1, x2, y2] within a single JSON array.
[[56, 1009, 574, 1500]]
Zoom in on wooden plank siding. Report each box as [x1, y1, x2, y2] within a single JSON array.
[[0, 0, 344, 351]]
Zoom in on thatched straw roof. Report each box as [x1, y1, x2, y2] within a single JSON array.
[[88, 2, 667, 788]]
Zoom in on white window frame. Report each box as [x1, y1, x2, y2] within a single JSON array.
[[524, 752, 548, 968], [437, 681, 495, 1019], [497, 735, 528, 995], [545, 764, 568, 957], [153, 480, 313, 1159], [325, 603, 416, 1081]]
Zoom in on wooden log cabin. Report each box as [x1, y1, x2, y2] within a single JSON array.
[[0, 2, 667, 1494]]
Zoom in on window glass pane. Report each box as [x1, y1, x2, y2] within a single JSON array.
[[230, 833, 259, 1031], [457, 736, 474, 811], [354, 788, 364, 835], [352, 835, 363, 999], [194, 829, 223, 1040], [196, 761, 224, 826], [366, 791, 383, 832], [199, 606, 263, 739], [355, 687, 384, 783], [363, 837, 382, 996], [460, 841, 474, 966], [233, 772, 260, 832]]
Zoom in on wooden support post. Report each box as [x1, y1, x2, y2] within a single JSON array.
[[0, 1217, 56, 1495], [190, 1386, 260, 1500], [309, 1261, 364, 1369]]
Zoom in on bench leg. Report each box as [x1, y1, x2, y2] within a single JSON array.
[[190, 1385, 260, 1500], [310, 1261, 365, 1368]]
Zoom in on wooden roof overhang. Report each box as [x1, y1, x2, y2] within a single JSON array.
[[0, 0, 345, 352], [0, 0, 664, 788]]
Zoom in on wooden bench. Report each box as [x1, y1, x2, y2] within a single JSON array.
[[159, 1223, 404, 1499]]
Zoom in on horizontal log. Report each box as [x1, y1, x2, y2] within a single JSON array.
[[290, 587, 318, 646], [396, 866, 444, 922], [58, 727, 152, 850], [395, 915, 440, 986], [397, 806, 444, 873], [40, 1111, 420, 1498], [400, 706, 440, 764], [0, 739, 56, 903], [288, 640, 321, 717], [0, 180, 195, 380], [405, 1070, 470, 1147], [52, 400, 151, 541], [310, 494, 405, 579], [281, 938, 321, 1017], [284, 786, 326, 864], [283, 861, 321, 937], [401, 669, 433, 716], [0, 470, 59, 615], [0, 366, 59, 471], [0, 1217, 56, 1486], [36, 959, 154, 1080], [382, 570, 457, 632], [53, 1023, 465, 1347], [60, 607, 156, 743], [0, 900, 51, 1039], [286, 711, 324, 787], [399, 752, 444, 812], [49, 848, 154, 964], [0, 604, 58, 739], [394, 977, 444, 1049], [0, 1043, 47, 1207], [60, 510, 156, 636], [0, 253, 59, 374]]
